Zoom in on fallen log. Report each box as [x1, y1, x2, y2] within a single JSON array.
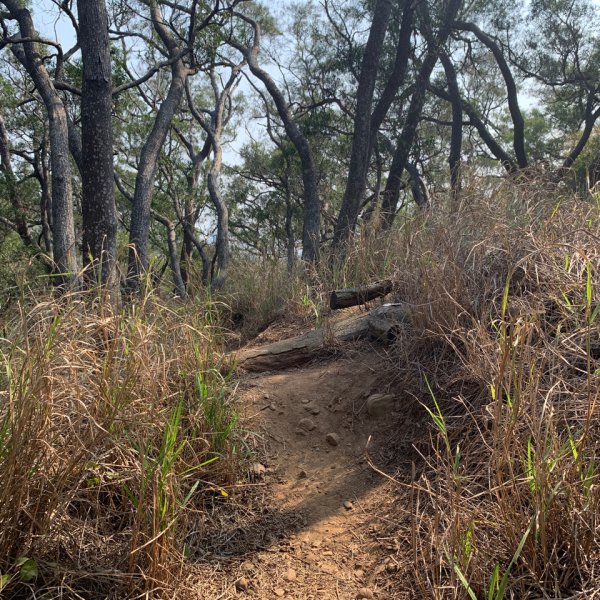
[[235, 303, 410, 372], [329, 280, 393, 310]]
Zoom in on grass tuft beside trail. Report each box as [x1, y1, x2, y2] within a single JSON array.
[[0, 290, 241, 598]]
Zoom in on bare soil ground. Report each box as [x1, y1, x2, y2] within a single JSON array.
[[188, 339, 427, 599]]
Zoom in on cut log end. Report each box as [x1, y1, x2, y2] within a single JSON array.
[[329, 279, 393, 310]]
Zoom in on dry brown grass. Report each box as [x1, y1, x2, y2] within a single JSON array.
[[0, 290, 242, 598], [380, 177, 600, 598], [2, 175, 598, 599]]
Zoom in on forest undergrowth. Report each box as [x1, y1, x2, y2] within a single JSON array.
[[0, 177, 599, 598]]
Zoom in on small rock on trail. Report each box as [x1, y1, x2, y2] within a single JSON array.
[[366, 393, 396, 417], [298, 417, 316, 431], [325, 432, 340, 446]]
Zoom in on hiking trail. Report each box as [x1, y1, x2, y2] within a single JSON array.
[[191, 326, 423, 599]]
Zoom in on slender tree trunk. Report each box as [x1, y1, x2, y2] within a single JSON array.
[[77, 0, 118, 287], [230, 13, 321, 263], [369, 2, 415, 142], [37, 135, 53, 254], [207, 153, 229, 287], [332, 0, 394, 251], [284, 182, 295, 273], [439, 52, 463, 199], [558, 94, 600, 179], [127, 2, 190, 289], [380, 0, 462, 228], [2, 0, 78, 284], [0, 113, 37, 250], [149, 211, 187, 298], [454, 21, 527, 169]]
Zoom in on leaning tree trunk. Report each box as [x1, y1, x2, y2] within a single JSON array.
[[230, 12, 321, 263], [380, 0, 462, 229], [332, 0, 394, 252], [2, 0, 78, 285], [127, 2, 189, 290], [77, 0, 118, 288], [454, 21, 527, 170]]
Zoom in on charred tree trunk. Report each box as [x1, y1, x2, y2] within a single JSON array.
[[77, 0, 118, 288], [329, 280, 393, 310]]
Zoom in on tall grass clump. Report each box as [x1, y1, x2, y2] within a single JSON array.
[[0, 290, 240, 598], [387, 177, 600, 598]]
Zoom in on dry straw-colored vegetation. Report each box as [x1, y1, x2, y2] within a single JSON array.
[[0, 176, 599, 599], [0, 291, 241, 598], [383, 177, 600, 599]]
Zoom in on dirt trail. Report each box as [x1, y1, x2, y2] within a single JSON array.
[[189, 340, 423, 600]]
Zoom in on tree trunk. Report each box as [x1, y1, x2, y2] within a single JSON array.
[[207, 166, 229, 287], [77, 0, 118, 288], [3, 0, 78, 285], [380, 0, 462, 229], [164, 220, 187, 299], [329, 280, 393, 310], [234, 304, 410, 372], [332, 0, 394, 251], [127, 2, 189, 290], [440, 52, 462, 199], [230, 13, 321, 263], [0, 113, 37, 250], [454, 21, 527, 169], [285, 184, 296, 273]]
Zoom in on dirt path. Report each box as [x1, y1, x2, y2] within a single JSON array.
[[190, 349, 419, 599]]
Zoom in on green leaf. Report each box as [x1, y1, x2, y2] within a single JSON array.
[[586, 261, 593, 311], [15, 557, 38, 582], [0, 574, 12, 590], [487, 563, 500, 600], [452, 562, 478, 600], [496, 522, 532, 599]]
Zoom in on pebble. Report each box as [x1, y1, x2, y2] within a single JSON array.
[[249, 462, 266, 478], [325, 432, 340, 446], [301, 397, 310, 404], [240, 560, 254, 572], [284, 568, 297, 581], [366, 393, 396, 417], [298, 418, 316, 431], [298, 469, 308, 479], [235, 577, 249, 592], [274, 588, 286, 597], [343, 500, 354, 510], [356, 588, 375, 600]]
